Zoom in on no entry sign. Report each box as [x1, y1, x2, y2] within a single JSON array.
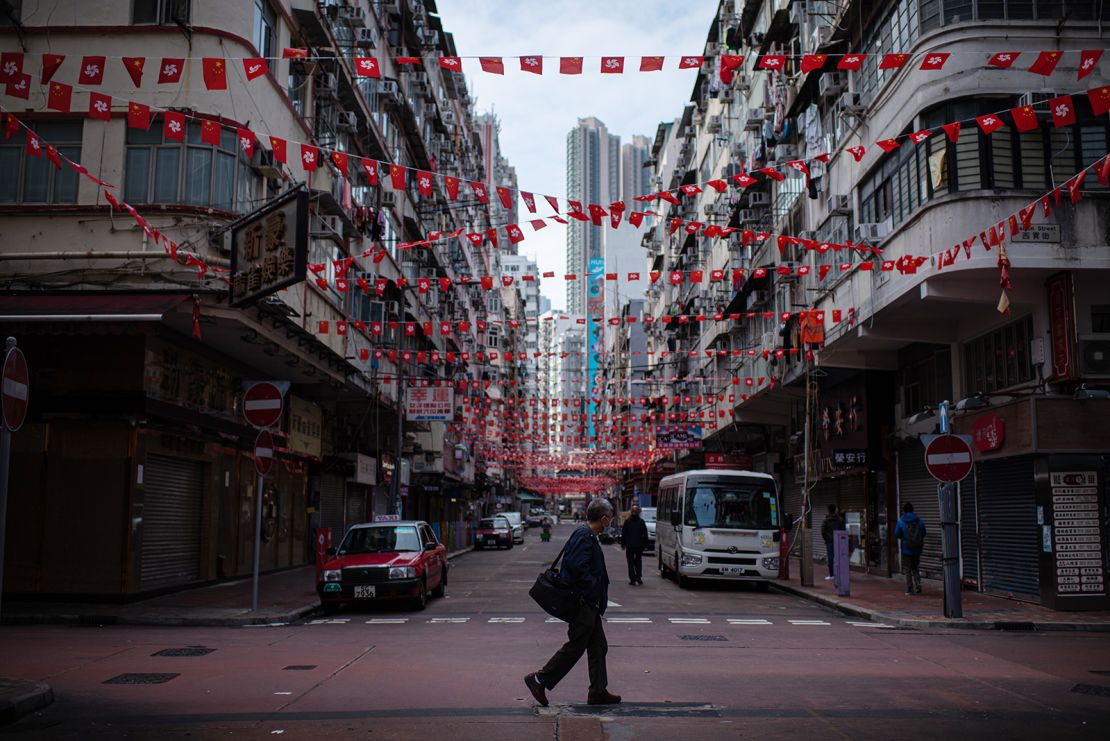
[[243, 382, 283, 428], [254, 429, 274, 477], [925, 434, 974, 483], [2, 345, 29, 433]]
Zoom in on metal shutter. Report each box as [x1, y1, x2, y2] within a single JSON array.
[[977, 456, 1039, 601], [782, 471, 804, 531], [810, 479, 837, 562], [898, 442, 943, 580], [319, 473, 346, 539], [140, 454, 204, 590], [959, 466, 980, 587]]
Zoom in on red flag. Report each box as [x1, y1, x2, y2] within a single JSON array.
[[78, 55, 106, 85], [877, 139, 901, 153], [127, 101, 151, 130], [496, 186, 513, 208], [161, 110, 184, 141], [47, 81, 72, 113], [479, 57, 504, 75], [1010, 104, 1039, 133], [1091, 84, 1110, 116], [88, 91, 112, 121], [438, 56, 462, 72], [987, 51, 1019, 69], [242, 57, 268, 81], [601, 57, 625, 73], [5, 71, 30, 99], [879, 53, 909, 70], [1078, 50, 1103, 80], [354, 57, 380, 78], [800, 54, 827, 73], [976, 113, 1005, 135], [846, 145, 865, 161], [201, 118, 221, 146], [122, 57, 145, 86], [640, 56, 664, 72], [559, 57, 583, 74], [269, 136, 287, 164], [300, 143, 318, 171], [837, 53, 866, 71], [719, 54, 745, 82], [24, 130, 41, 158], [40, 54, 65, 84], [758, 54, 786, 71], [908, 130, 931, 145], [678, 56, 704, 69], [471, 181, 488, 202], [237, 128, 254, 158], [520, 55, 543, 74], [506, 224, 524, 244], [444, 175, 459, 199], [202, 58, 228, 90], [486, 228, 499, 248], [45, 143, 61, 170], [521, 191, 536, 213], [157, 58, 184, 84], [390, 164, 406, 190], [1028, 50, 1062, 76], [416, 170, 433, 196], [942, 121, 962, 142], [331, 150, 349, 177], [1049, 94, 1076, 127], [0, 51, 23, 83], [919, 52, 950, 70]]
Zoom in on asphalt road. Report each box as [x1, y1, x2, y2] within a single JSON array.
[[2, 521, 1109, 739]]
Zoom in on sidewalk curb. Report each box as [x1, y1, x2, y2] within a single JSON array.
[[2, 603, 321, 628], [0, 678, 53, 725], [448, 546, 474, 560], [770, 581, 1110, 632]]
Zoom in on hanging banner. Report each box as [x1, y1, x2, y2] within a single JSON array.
[[656, 426, 702, 449], [229, 185, 308, 307], [405, 386, 455, 421], [1046, 271, 1076, 382]]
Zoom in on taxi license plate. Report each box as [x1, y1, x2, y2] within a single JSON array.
[[354, 585, 376, 599], [720, 567, 743, 575]]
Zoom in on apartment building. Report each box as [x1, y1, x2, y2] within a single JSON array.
[[0, 0, 522, 596], [640, 0, 1109, 609]]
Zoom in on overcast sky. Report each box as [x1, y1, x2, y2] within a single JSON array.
[[435, 0, 719, 311]]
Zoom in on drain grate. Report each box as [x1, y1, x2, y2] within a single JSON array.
[[283, 665, 318, 671], [1072, 683, 1110, 698], [104, 673, 180, 685], [151, 647, 216, 657], [679, 634, 728, 641], [994, 621, 1036, 631]]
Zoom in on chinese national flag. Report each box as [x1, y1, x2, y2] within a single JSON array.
[[201, 119, 221, 146], [163, 111, 185, 141], [600, 57, 625, 73], [800, 54, 827, 73], [1010, 104, 1039, 133], [559, 57, 583, 75], [1028, 50, 1062, 76], [640, 56, 664, 72], [269, 136, 287, 164], [41, 54, 64, 84], [390, 164, 406, 190], [77, 55, 106, 84], [479, 57, 504, 75], [877, 139, 901, 153], [242, 57, 268, 81], [88, 92, 112, 121], [1049, 95, 1076, 128], [201, 58, 228, 90], [126, 101, 151, 130], [330, 150, 348, 177], [122, 57, 145, 86], [1090, 84, 1110, 116], [157, 57, 184, 84], [942, 121, 962, 142], [47, 81, 72, 113], [879, 53, 909, 70], [444, 175, 459, 199], [496, 186, 513, 208]]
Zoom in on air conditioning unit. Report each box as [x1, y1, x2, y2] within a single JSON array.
[[730, 141, 746, 159], [706, 115, 722, 133], [819, 73, 844, 97], [856, 221, 891, 242], [748, 192, 771, 207], [1078, 335, 1110, 378], [1017, 91, 1055, 116], [810, 25, 833, 50], [313, 214, 343, 238], [719, 88, 734, 103], [381, 191, 397, 208], [693, 110, 705, 128], [789, 2, 805, 25], [705, 41, 721, 57], [338, 5, 366, 26], [421, 29, 440, 48], [338, 110, 358, 133], [838, 91, 866, 116], [252, 147, 282, 179], [734, 73, 750, 93], [703, 202, 716, 216], [739, 209, 764, 224], [827, 194, 850, 214], [441, 108, 456, 125], [377, 80, 399, 96], [355, 28, 376, 48], [745, 107, 765, 130], [317, 73, 338, 97]]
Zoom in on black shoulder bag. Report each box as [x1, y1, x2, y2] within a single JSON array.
[[528, 539, 581, 622]]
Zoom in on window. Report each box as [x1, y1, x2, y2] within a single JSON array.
[[963, 315, 1035, 394], [0, 1, 22, 25], [252, 0, 276, 60], [0, 121, 81, 204], [124, 119, 259, 212], [133, 0, 189, 24], [1092, 306, 1110, 334], [899, 344, 953, 416]]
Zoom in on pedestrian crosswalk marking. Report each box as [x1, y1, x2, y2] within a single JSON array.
[[545, 617, 562, 623], [846, 621, 896, 628], [366, 618, 408, 624], [669, 618, 711, 624], [309, 618, 349, 625], [606, 617, 652, 623], [788, 619, 831, 625], [488, 617, 526, 623], [429, 617, 469, 623], [727, 619, 773, 625]]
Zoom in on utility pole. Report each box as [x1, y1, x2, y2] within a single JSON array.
[[391, 293, 405, 518], [799, 357, 815, 587]]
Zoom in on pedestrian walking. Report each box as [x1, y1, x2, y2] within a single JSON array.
[[895, 501, 926, 595], [524, 498, 620, 707], [820, 504, 844, 581], [620, 505, 649, 585]]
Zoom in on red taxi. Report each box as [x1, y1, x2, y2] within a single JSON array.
[[317, 520, 448, 613]]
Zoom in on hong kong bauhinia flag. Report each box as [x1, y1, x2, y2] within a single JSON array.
[[157, 58, 184, 84], [78, 55, 105, 85]]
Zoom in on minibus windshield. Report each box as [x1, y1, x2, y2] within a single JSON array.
[[684, 483, 778, 529]]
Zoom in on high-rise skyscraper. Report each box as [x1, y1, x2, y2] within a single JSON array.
[[606, 135, 653, 311], [565, 117, 619, 315]]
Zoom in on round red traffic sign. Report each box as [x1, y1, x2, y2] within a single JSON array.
[[254, 429, 274, 477], [2, 345, 29, 433], [925, 434, 974, 483], [243, 382, 283, 428]]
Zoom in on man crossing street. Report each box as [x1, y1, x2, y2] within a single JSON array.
[[621, 505, 649, 585]]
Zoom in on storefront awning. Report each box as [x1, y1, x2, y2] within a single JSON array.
[[0, 293, 192, 322]]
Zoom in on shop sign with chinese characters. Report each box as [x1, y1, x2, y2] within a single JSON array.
[[404, 385, 455, 421], [832, 448, 868, 468], [229, 186, 308, 307]]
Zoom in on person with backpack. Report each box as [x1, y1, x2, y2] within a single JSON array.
[[820, 504, 845, 581], [895, 501, 926, 595]]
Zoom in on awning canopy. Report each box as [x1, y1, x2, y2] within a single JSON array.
[[0, 293, 192, 322]]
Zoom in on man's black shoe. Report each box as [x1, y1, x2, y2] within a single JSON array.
[[524, 673, 548, 707], [587, 691, 622, 705]]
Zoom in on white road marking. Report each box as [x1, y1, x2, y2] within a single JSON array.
[[429, 617, 469, 623], [274, 692, 293, 695], [669, 618, 711, 624], [545, 617, 563, 623], [788, 619, 831, 625], [244, 623, 287, 628], [488, 617, 526, 623], [606, 600, 622, 607], [727, 619, 773, 625], [366, 618, 408, 624], [606, 617, 652, 623], [846, 621, 897, 628]]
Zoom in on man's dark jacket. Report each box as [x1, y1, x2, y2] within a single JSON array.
[[561, 524, 610, 614], [622, 514, 649, 553]]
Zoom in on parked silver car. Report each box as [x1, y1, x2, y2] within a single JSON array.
[[641, 507, 657, 543]]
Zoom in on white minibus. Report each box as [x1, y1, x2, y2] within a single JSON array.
[[656, 469, 782, 590]]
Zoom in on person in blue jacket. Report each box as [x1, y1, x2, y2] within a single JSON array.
[[524, 497, 620, 707], [895, 501, 926, 595]]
